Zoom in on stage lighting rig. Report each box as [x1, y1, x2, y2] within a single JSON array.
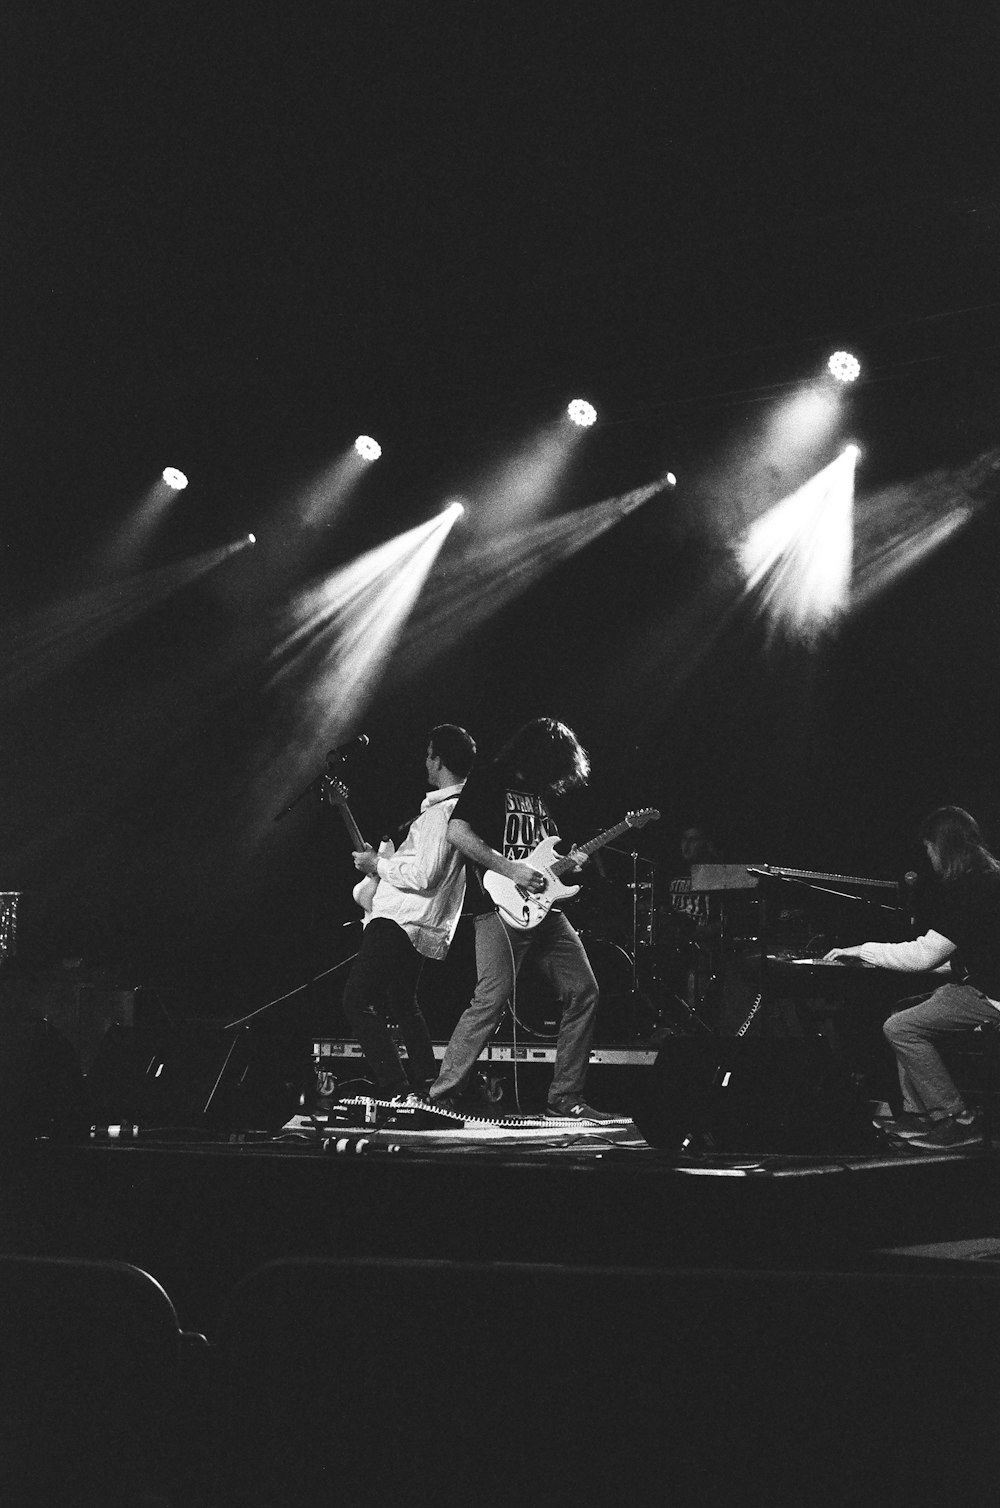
[[354, 436, 382, 461], [162, 467, 188, 490]]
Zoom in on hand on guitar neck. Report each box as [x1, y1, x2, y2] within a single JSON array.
[[322, 774, 395, 924]]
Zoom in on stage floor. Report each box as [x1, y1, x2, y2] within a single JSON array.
[[3, 1102, 999, 1335]]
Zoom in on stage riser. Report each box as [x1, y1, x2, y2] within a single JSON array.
[[19, 1141, 1000, 1338]]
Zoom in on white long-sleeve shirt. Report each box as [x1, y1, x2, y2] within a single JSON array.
[[854, 930, 956, 972], [371, 781, 467, 960], [851, 929, 1000, 1011]]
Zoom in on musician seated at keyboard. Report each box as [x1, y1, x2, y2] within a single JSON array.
[[427, 717, 617, 1122], [823, 806, 1000, 1152]]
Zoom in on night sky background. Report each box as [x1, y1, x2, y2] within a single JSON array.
[[2, 3, 1000, 1017]]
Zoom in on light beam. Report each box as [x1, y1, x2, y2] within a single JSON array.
[[737, 447, 857, 643]]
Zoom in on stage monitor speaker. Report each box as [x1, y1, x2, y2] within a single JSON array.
[[86, 1023, 308, 1133], [0, 1017, 89, 1144], [631, 1036, 880, 1154]]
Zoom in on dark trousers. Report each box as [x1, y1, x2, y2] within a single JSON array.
[[340, 918, 438, 1095]]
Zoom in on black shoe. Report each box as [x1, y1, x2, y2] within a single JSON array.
[[424, 1089, 465, 1116], [873, 1110, 936, 1138], [898, 1114, 982, 1151], [382, 1092, 465, 1129], [545, 1099, 626, 1124], [886, 1109, 977, 1140]]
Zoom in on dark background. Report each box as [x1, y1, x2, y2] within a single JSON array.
[[2, 2, 999, 1015]]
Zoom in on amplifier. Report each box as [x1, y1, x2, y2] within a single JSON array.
[[312, 1039, 657, 1068]]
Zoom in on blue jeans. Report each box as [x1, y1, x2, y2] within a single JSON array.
[[434, 909, 599, 1107], [883, 982, 1000, 1118]]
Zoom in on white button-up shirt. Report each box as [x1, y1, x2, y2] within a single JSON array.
[[372, 781, 467, 959]]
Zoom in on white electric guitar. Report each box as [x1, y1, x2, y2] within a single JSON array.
[[483, 808, 660, 930], [322, 775, 394, 924]]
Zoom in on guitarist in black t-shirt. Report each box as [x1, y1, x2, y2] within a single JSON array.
[[427, 717, 619, 1121]]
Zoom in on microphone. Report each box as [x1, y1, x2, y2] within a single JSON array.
[[325, 734, 369, 764], [902, 870, 919, 928]]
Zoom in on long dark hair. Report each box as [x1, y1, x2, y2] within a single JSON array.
[[492, 717, 590, 798], [918, 806, 1000, 882]]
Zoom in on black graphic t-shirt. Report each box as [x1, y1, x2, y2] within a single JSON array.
[[449, 766, 560, 914]]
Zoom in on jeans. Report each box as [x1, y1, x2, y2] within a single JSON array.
[[883, 982, 1000, 1118], [434, 909, 599, 1107], [340, 918, 438, 1095]]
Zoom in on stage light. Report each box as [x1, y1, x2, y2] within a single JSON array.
[[162, 467, 188, 490], [844, 443, 861, 461], [354, 436, 382, 462], [665, 472, 677, 487], [442, 500, 465, 518], [567, 399, 597, 428], [247, 533, 257, 545], [827, 351, 861, 384]]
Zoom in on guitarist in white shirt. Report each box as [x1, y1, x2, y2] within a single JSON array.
[[427, 717, 620, 1122], [342, 724, 477, 1102]]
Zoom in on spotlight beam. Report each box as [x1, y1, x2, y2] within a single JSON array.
[[0, 539, 251, 705], [259, 507, 463, 819], [737, 448, 856, 644], [388, 478, 666, 679]]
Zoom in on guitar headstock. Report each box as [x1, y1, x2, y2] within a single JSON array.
[[322, 774, 350, 809], [625, 808, 660, 830]]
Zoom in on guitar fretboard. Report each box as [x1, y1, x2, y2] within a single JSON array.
[[550, 812, 658, 877]]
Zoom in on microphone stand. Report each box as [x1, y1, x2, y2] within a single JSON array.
[[273, 768, 327, 823]]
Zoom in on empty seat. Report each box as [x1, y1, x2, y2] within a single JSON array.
[[0, 1254, 207, 1506]]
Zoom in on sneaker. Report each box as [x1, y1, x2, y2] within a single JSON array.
[[900, 1115, 982, 1151], [882, 1109, 976, 1141], [424, 1090, 465, 1115], [874, 1110, 938, 1138], [545, 1100, 624, 1123]]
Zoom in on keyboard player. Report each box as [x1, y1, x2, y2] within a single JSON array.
[[823, 806, 1000, 1152]]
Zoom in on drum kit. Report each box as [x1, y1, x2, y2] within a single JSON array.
[[512, 852, 742, 1044]]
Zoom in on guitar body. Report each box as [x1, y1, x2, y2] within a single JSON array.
[[483, 837, 581, 930], [481, 809, 660, 931], [352, 837, 395, 925]]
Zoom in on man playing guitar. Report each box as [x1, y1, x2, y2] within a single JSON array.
[[427, 716, 620, 1122], [342, 724, 477, 1102]]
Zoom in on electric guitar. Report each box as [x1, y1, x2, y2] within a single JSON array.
[[483, 808, 660, 930], [322, 775, 395, 923]]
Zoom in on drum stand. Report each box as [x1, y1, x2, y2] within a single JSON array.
[[609, 849, 715, 1039]]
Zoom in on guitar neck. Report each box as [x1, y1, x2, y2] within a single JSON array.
[[336, 805, 366, 851], [550, 819, 634, 877]]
